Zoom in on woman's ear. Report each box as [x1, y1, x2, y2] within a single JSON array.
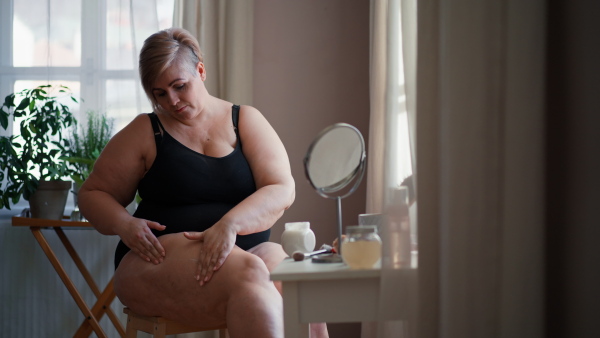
[[197, 62, 206, 81]]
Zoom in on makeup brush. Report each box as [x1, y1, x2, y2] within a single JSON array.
[[292, 244, 334, 261]]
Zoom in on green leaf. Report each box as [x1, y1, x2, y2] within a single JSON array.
[[3, 93, 15, 108], [16, 97, 30, 111], [0, 111, 8, 130]]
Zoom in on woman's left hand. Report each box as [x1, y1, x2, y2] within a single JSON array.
[[184, 223, 237, 286]]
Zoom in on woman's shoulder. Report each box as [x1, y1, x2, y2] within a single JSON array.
[[237, 105, 265, 124], [109, 113, 153, 144], [125, 113, 153, 130]]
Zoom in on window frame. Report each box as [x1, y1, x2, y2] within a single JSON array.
[[0, 0, 156, 215]]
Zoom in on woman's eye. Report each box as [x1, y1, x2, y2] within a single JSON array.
[[176, 84, 185, 90], [156, 92, 166, 97]]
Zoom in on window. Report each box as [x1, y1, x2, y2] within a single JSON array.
[[1, 0, 174, 131], [0, 0, 174, 212]]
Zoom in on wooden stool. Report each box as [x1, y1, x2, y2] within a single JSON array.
[[124, 307, 228, 338]]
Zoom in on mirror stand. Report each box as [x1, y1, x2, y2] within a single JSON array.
[[304, 123, 366, 263]]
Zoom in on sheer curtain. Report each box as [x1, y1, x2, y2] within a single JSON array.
[[366, 0, 416, 214], [365, 0, 417, 337], [173, 0, 254, 105]]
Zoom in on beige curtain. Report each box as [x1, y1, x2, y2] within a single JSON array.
[[365, 0, 417, 337], [416, 0, 545, 337], [173, 0, 254, 105], [368, 0, 546, 337]]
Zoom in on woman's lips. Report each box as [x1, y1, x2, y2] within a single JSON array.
[[175, 106, 187, 113]]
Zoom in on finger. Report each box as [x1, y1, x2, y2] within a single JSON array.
[[184, 231, 204, 241], [146, 221, 166, 231], [132, 247, 152, 263], [199, 254, 210, 285], [149, 243, 164, 263], [201, 253, 219, 285], [212, 251, 228, 272], [199, 247, 217, 285], [148, 234, 166, 257], [195, 246, 208, 283], [142, 239, 163, 264]]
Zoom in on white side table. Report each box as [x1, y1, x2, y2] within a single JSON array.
[[270, 258, 416, 338]]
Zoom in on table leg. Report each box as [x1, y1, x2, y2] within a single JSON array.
[[54, 228, 125, 337], [282, 281, 310, 338], [30, 227, 108, 338], [73, 279, 124, 338]]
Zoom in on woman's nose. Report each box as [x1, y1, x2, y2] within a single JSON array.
[[167, 91, 179, 106]]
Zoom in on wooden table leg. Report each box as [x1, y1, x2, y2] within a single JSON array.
[[282, 282, 309, 338], [54, 228, 125, 337], [30, 227, 108, 338], [74, 279, 124, 337]]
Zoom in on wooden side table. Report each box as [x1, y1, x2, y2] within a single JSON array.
[[12, 216, 125, 338], [270, 259, 417, 338]]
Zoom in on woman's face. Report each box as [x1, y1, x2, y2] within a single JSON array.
[[151, 61, 206, 119]]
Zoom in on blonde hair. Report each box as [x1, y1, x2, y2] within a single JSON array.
[[139, 27, 203, 112]]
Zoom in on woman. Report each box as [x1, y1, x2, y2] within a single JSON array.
[[79, 28, 327, 337]]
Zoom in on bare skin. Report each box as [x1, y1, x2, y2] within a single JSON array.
[[79, 60, 329, 337], [115, 235, 283, 336]]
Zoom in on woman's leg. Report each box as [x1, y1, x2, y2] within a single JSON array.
[[249, 242, 330, 338], [114, 233, 282, 338]]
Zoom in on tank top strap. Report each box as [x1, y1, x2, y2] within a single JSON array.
[[147, 112, 164, 149], [231, 105, 242, 147]]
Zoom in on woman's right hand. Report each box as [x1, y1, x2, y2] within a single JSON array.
[[117, 218, 166, 264]]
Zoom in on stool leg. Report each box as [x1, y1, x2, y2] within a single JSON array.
[[219, 328, 228, 338], [153, 322, 167, 338], [125, 316, 137, 338]]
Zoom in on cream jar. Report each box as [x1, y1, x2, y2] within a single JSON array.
[[281, 222, 316, 256], [341, 225, 382, 269]]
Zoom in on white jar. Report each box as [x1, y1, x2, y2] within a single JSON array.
[[281, 222, 316, 256]]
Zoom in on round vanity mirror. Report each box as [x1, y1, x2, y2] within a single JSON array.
[[304, 123, 366, 262], [304, 123, 366, 198]]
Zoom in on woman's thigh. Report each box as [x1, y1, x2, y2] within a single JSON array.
[[114, 233, 271, 328]]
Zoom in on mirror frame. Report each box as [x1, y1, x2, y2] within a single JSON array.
[[303, 123, 367, 200]]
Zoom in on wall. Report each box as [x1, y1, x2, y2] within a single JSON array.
[[254, 1, 370, 253], [254, 1, 370, 337]]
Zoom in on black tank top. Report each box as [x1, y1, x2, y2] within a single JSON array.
[[114, 105, 270, 268]]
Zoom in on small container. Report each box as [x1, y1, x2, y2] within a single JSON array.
[[358, 213, 383, 227], [341, 225, 382, 269], [281, 222, 316, 256]]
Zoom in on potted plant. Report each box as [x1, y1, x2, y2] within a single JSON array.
[[61, 110, 114, 185], [0, 85, 78, 219], [61, 110, 114, 211]]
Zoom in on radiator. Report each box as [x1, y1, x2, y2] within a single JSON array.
[[0, 217, 125, 337]]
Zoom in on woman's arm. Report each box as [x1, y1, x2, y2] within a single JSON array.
[[223, 105, 295, 234], [78, 114, 166, 264], [185, 105, 295, 285]]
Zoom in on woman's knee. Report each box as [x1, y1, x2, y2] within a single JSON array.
[[249, 242, 287, 272], [224, 250, 271, 288]]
